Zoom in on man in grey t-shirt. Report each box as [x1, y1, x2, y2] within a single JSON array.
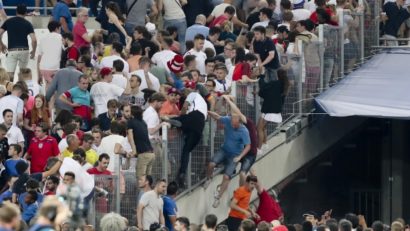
[[137, 179, 167, 230], [125, 0, 149, 35]]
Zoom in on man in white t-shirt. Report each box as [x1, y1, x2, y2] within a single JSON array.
[[184, 34, 207, 75], [90, 67, 131, 116], [38, 20, 63, 89], [112, 60, 128, 89], [97, 121, 127, 173], [100, 42, 130, 74], [137, 179, 167, 230], [160, 0, 188, 53], [143, 93, 167, 164], [0, 85, 24, 126], [214, 64, 232, 94], [2, 109, 24, 149], [143, 93, 166, 141], [151, 37, 177, 73], [129, 57, 161, 92], [292, 0, 311, 21], [171, 81, 207, 188]]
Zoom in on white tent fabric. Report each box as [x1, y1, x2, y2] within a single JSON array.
[[315, 49, 410, 118]]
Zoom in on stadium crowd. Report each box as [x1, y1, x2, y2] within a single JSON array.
[[0, 0, 407, 230]]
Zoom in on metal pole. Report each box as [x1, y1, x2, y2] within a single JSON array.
[[254, 83, 261, 121], [116, 157, 121, 214], [210, 119, 215, 159], [297, 40, 303, 115], [42, 0, 47, 16], [340, 12, 345, 78], [359, 13, 365, 64], [162, 124, 168, 182], [231, 81, 237, 98], [187, 156, 192, 189], [318, 24, 324, 92], [375, 0, 380, 47]]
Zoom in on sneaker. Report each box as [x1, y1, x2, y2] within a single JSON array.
[[257, 148, 263, 155], [212, 197, 220, 208], [177, 174, 186, 189], [214, 184, 221, 197], [271, 188, 280, 202], [203, 178, 212, 189], [261, 144, 269, 152]]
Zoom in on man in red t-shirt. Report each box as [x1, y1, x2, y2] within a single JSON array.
[[87, 153, 112, 214], [73, 8, 91, 49], [232, 53, 258, 82], [309, 0, 338, 25], [87, 153, 111, 175], [24, 123, 60, 173], [62, 33, 80, 66], [254, 181, 283, 224], [209, 5, 236, 28]]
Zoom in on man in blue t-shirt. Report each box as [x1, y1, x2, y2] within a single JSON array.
[[205, 113, 251, 208], [163, 182, 178, 231], [52, 0, 73, 33]]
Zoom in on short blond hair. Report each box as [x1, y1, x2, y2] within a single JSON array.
[[0, 201, 20, 223]]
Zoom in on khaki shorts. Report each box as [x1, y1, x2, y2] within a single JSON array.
[[5, 50, 29, 73], [136, 152, 155, 178]]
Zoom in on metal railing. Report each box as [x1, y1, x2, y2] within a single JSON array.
[[84, 1, 390, 221]]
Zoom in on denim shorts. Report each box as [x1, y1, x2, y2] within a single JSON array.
[[240, 154, 256, 173], [211, 149, 237, 179]]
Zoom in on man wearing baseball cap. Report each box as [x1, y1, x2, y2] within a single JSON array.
[[167, 54, 186, 91], [160, 88, 181, 117]]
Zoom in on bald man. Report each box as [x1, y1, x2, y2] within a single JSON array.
[[185, 14, 210, 42], [205, 112, 251, 208]]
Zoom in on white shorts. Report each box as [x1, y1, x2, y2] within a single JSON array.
[[261, 113, 282, 123], [5, 50, 29, 73]]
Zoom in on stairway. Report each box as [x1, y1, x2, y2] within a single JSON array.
[[175, 116, 366, 224]]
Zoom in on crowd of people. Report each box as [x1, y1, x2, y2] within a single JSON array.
[[0, 0, 407, 230]]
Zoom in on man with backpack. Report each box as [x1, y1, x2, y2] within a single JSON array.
[[125, 0, 149, 36], [60, 33, 80, 68]]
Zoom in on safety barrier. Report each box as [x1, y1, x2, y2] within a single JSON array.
[[85, 1, 392, 222]]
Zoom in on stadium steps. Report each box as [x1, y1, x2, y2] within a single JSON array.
[[175, 116, 366, 224]]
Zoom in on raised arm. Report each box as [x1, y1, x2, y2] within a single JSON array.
[[222, 95, 246, 123], [208, 110, 221, 121]]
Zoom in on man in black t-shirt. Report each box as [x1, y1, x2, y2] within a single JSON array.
[[382, 0, 410, 46], [0, 4, 37, 81], [126, 105, 156, 179], [0, 124, 9, 163], [252, 26, 280, 82]]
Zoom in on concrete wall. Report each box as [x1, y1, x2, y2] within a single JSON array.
[[176, 116, 366, 224]]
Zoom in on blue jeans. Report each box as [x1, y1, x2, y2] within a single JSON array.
[[240, 154, 256, 173], [211, 149, 237, 179], [163, 18, 187, 53]]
